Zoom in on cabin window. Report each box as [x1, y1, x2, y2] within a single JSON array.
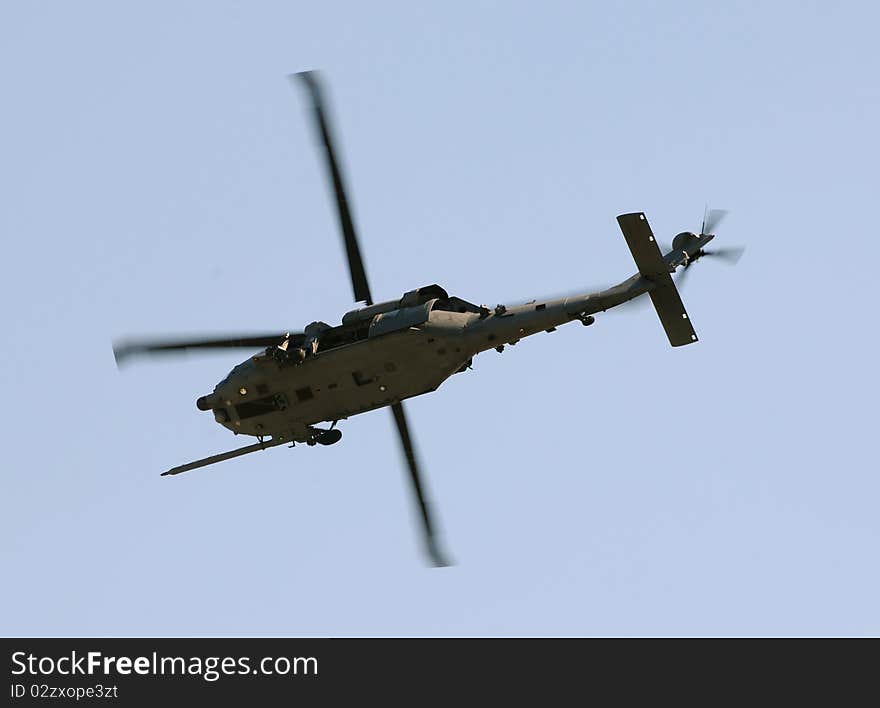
[[235, 396, 281, 419], [295, 386, 314, 402]]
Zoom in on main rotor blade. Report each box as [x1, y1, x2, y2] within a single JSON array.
[[113, 333, 297, 366], [390, 402, 450, 567], [292, 71, 374, 306]]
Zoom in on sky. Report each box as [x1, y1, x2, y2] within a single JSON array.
[[1, 1, 878, 636]]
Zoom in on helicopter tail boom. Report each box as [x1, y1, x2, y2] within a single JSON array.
[[617, 212, 698, 347]]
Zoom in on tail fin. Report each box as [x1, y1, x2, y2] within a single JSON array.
[[616, 212, 698, 347]]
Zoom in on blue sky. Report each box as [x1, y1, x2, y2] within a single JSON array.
[[1, 1, 878, 636]]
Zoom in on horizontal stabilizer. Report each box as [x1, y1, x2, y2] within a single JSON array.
[[617, 212, 669, 277], [617, 212, 698, 347], [648, 273, 698, 347]]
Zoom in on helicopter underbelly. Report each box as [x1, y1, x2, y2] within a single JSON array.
[[216, 325, 471, 439]]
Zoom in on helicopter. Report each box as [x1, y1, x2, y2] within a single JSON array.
[[114, 71, 743, 567]]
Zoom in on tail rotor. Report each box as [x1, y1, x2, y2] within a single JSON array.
[[677, 207, 744, 287], [701, 207, 728, 236]]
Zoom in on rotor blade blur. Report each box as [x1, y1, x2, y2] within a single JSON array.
[[292, 71, 373, 306], [389, 402, 450, 567], [703, 208, 728, 234], [705, 246, 745, 265], [675, 263, 693, 289], [113, 333, 297, 366]]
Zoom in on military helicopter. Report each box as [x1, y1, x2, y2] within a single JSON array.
[[114, 71, 743, 567]]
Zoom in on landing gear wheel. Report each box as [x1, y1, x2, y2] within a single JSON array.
[[315, 429, 343, 446], [306, 427, 343, 446]]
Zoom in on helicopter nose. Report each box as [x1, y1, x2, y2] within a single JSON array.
[[208, 360, 259, 406]]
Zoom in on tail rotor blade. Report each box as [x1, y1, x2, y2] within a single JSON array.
[[705, 245, 745, 265], [390, 402, 450, 567], [675, 263, 693, 289], [292, 71, 374, 306], [703, 208, 728, 235]]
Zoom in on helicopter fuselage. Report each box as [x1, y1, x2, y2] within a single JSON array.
[[201, 274, 658, 444]]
